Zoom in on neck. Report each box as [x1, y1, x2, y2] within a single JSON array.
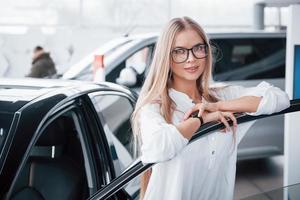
[[171, 78, 201, 101]]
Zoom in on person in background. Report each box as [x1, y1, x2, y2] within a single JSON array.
[[27, 46, 57, 78]]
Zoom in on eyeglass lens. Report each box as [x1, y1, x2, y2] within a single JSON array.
[[171, 43, 208, 63]]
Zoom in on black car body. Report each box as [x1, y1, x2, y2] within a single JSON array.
[[0, 78, 138, 199]]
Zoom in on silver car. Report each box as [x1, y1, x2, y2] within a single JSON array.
[[62, 31, 286, 160]]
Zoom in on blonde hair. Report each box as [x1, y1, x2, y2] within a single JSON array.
[[131, 16, 218, 199]]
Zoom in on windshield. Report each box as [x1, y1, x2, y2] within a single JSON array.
[[63, 38, 133, 80], [0, 112, 15, 151]]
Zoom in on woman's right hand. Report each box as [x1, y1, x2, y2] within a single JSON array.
[[203, 111, 237, 133]]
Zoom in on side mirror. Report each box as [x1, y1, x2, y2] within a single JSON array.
[[116, 67, 137, 87]]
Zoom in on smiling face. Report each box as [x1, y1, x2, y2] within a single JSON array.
[[170, 28, 207, 84]]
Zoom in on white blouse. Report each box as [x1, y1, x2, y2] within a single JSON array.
[[139, 81, 290, 200]]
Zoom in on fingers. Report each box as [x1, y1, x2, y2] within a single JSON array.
[[219, 113, 231, 132], [220, 128, 226, 133], [220, 112, 237, 133], [183, 106, 198, 120], [183, 103, 206, 120], [198, 102, 207, 117], [226, 112, 237, 133]]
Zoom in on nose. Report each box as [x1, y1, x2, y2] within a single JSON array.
[[186, 49, 196, 62]]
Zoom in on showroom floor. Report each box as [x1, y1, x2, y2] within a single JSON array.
[[234, 156, 284, 199]]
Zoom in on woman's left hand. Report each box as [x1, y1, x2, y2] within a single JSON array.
[[183, 102, 218, 120]]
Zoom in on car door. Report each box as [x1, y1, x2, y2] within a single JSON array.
[[5, 97, 112, 200], [88, 99, 300, 200], [87, 90, 139, 199]]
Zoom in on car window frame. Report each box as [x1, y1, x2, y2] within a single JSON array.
[[88, 99, 300, 200], [5, 99, 101, 199], [84, 91, 137, 199], [78, 94, 119, 190], [88, 91, 136, 170]]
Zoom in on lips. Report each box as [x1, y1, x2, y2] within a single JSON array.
[[184, 66, 199, 73]]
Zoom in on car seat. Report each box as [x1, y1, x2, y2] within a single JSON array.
[[10, 117, 87, 200]]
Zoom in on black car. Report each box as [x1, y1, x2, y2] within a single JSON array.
[[0, 78, 299, 200], [0, 78, 139, 199]]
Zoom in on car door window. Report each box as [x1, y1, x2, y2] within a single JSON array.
[[89, 94, 134, 173], [110, 45, 154, 88], [8, 111, 91, 200], [0, 112, 14, 151], [212, 38, 286, 81]]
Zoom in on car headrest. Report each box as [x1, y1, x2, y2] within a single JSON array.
[[36, 117, 72, 146]]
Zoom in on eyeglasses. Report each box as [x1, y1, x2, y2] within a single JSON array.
[[171, 43, 208, 63]]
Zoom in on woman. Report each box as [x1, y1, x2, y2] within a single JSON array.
[[131, 17, 290, 200]]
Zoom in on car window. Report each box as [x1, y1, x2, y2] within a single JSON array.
[[108, 45, 154, 88], [89, 94, 134, 173], [212, 38, 286, 81], [68, 39, 133, 81], [126, 47, 150, 74], [0, 112, 14, 151], [8, 111, 91, 200]]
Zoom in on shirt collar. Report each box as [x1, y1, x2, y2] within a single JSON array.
[[168, 88, 195, 113]]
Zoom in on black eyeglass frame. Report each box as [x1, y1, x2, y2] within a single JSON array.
[[171, 43, 209, 64]]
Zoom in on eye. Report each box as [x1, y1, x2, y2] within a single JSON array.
[[172, 48, 186, 55], [193, 44, 205, 52]]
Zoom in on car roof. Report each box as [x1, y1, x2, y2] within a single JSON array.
[[126, 30, 286, 38], [63, 34, 158, 79], [0, 78, 132, 113]]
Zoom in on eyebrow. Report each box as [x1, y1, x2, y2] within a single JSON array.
[[173, 43, 206, 49]]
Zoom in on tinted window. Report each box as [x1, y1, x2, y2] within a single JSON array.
[[10, 113, 90, 199], [0, 112, 14, 151], [90, 94, 134, 172], [212, 38, 286, 81]]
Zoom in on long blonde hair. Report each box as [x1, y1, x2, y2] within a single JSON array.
[[131, 16, 218, 198]]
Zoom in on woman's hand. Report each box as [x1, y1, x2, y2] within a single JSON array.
[[203, 111, 237, 133], [183, 102, 219, 120]]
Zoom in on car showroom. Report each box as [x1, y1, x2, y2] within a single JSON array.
[[0, 0, 300, 200]]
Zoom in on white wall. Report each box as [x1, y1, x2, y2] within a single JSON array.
[[0, 0, 288, 77]]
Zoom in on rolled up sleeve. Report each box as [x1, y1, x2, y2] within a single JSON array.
[[215, 81, 290, 116], [213, 82, 290, 145], [139, 104, 188, 163], [245, 82, 290, 115]]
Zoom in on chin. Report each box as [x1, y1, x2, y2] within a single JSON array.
[[182, 74, 201, 81]]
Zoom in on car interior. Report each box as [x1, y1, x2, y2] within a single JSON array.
[[9, 115, 89, 200]]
